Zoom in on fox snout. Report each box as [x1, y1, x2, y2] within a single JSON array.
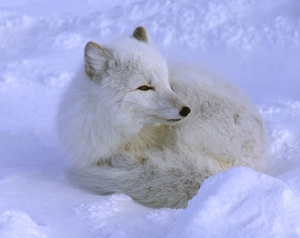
[[163, 94, 191, 124], [179, 106, 191, 117], [165, 106, 191, 124]]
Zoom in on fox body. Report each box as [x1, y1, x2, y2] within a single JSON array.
[[57, 27, 267, 208]]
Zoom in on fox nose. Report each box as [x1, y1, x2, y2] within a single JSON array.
[[179, 106, 191, 117]]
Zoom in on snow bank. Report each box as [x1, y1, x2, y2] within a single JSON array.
[[0, 210, 47, 238], [168, 167, 300, 238]]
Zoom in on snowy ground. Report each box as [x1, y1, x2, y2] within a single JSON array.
[[1, 0, 300, 237]]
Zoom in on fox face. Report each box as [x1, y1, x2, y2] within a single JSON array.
[[122, 80, 189, 126], [84, 27, 190, 127]]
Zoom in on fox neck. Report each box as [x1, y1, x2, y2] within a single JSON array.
[[121, 123, 168, 153], [97, 122, 168, 165]]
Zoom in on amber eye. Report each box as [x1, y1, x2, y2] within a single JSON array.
[[137, 85, 153, 91]]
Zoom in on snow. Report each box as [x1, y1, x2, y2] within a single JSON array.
[[168, 168, 300, 238], [0, 0, 300, 237]]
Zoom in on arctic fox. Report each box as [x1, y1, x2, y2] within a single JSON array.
[[57, 26, 267, 208]]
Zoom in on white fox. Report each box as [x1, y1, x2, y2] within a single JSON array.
[[57, 27, 267, 208]]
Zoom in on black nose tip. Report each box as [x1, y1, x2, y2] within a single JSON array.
[[179, 106, 191, 117]]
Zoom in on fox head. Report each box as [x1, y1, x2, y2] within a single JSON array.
[[83, 27, 190, 129]]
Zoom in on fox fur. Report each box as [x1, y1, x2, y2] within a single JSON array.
[[57, 26, 267, 208]]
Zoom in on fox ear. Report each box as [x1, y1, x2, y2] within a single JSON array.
[[84, 41, 111, 80], [132, 26, 149, 43]]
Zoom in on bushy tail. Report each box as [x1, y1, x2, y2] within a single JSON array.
[[66, 165, 141, 195], [66, 162, 203, 209]]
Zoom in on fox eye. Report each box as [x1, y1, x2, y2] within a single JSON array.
[[137, 85, 154, 91]]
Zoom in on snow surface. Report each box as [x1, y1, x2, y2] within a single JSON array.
[[1, 0, 300, 237]]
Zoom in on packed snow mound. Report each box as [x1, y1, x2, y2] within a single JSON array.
[[168, 167, 300, 238], [0, 210, 47, 238]]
